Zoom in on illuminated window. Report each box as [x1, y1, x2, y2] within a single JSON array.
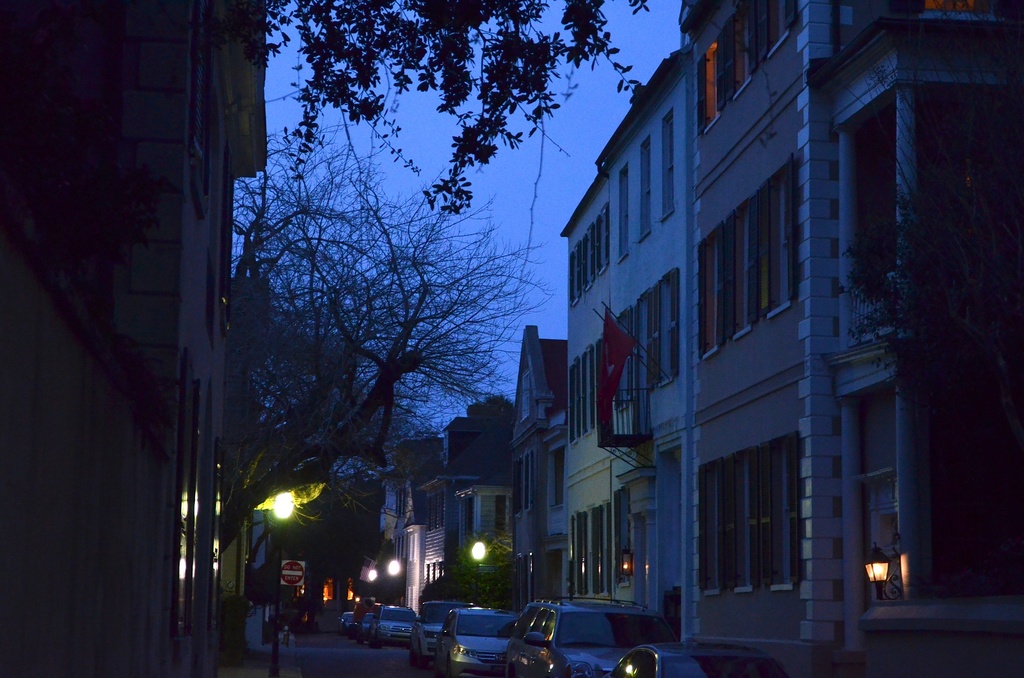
[[925, 0, 987, 10], [323, 578, 335, 602]]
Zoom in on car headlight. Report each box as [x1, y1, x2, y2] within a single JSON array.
[[565, 660, 597, 678], [454, 644, 478, 657]]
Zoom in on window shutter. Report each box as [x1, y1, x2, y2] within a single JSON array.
[[668, 269, 680, 376], [715, 28, 728, 111], [699, 464, 709, 589], [746, 191, 760, 324], [716, 458, 727, 590], [569, 250, 576, 303], [747, 0, 760, 70], [787, 434, 801, 584], [603, 204, 611, 266], [723, 454, 737, 589], [715, 223, 727, 346], [697, 54, 707, 132], [756, 0, 770, 63], [758, 179, 773, 311], [722, 18, 736, 102], [721, 212, 737, 339], [748, 448, 760, 586], [698, 240, 707, 353], [758, 442, 773, 587]]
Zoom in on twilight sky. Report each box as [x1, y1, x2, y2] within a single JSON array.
[[261, 1, 684, 403]]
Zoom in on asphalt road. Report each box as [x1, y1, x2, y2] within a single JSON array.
[[294, 632, 436, 678]]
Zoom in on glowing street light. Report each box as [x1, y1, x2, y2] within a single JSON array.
[[387, 559, 401, 576], [367, 568, 378, 582], [272, 491, 294, 520], [471, 541, 486, 561]]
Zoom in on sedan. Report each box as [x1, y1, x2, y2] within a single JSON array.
[[610, 642, 789, 678], [434, 607, 518, 678]]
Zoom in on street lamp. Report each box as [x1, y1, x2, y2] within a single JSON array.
[[387, 558, 402, 576], [270, 491, 294, 678], [471, 541, 486, 561]]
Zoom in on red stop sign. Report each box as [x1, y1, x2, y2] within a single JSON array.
[[280, 559, 305, 586]]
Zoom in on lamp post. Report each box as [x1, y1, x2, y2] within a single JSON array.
[[471, 541, 487, 603], [269, 492, 294, 678]]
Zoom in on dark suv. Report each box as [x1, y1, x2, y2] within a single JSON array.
[[505, 600, 676, 678]]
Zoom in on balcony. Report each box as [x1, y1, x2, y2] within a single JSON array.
[[598, 386, 653, 463]]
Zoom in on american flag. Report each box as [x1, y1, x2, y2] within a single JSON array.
[[359, 557, 376, 582]]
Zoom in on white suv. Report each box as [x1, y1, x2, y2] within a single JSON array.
[[409, 600, 472, 669], [504, 600, 676, 678]]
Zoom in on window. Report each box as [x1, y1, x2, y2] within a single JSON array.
[[698, 3, 795, 133], [697, 41, 718, 130], [640, 137, 652, 238], [661, 112, 675, 216], [496, 495, 508, 532], [665, 269, 681, 377], [618, 166, 630, 256], [746, 158, 798, 322], [573, 512, 589, 595], [582, 230, 592, 289], [463, 495, 475, 538], [925, 0, 988, 11], [698, 157, 798, 356], [750, 0, 796, 65], [699, 432, 800, 591]]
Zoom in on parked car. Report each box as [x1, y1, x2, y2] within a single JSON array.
[[338, 611, 355, 636], [610, 642, 789, 678], [505, 600, 676, 678], [369, 605, 418, 648], [433, 607, 518, 678], [410, 600, 473, 669]]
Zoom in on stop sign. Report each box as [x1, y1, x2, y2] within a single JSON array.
[[280, 559, 305, 586]]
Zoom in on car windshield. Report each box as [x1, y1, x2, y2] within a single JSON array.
[[423, 603, 466, 624], [456, 614, 518, 638], [382, 608, 416, 622], [556, 612, 676, 648]]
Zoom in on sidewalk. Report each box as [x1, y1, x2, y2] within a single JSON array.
[[218, 640, 302, 678]]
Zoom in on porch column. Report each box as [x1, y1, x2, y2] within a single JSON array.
[[838, 128, 858, 349], [840, 397, 865, 649], [896, 86, 917, 213], [896, 388, 921, 599]]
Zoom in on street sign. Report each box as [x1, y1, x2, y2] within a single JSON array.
[[281, 559, 305, 586]]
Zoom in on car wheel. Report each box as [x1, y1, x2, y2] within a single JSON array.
[[433, 651, 445, 678], [409, 647, 417, 666], [445, 656, 455, 678]]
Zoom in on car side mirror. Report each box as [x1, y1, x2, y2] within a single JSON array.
[[523, 631, 550, 648]]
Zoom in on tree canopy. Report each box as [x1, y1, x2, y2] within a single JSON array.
[[223, 0, 647, 211], [221, 132, 541, 546]]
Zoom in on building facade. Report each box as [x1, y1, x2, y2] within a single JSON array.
[[561, 50, 693, 637], [0, 1, 265, 676], [682, 1, 1024, 676], [511, 326, 569, 609]]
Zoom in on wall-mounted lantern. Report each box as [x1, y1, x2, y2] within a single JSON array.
[[620, 547, 634, 578], [865, 534, 903, 600]]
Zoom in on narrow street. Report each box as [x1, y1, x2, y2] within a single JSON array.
[[293, 633, 433, 678]]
